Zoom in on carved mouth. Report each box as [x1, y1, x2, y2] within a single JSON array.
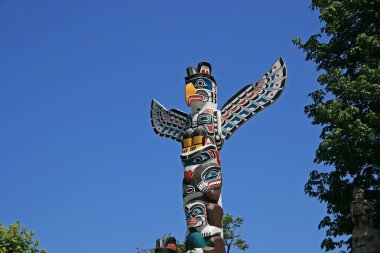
[[188, 94, 204, 104], [187, 219, 198, 225], [208, 180, 222, 188]]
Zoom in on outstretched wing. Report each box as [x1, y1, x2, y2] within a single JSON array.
[[220, 57, 287, 140], [151, 99, 190, 142]]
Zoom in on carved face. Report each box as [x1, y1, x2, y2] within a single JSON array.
[[181, 144, 222, 197], [181, 145, 217, 166], [181, 144, 221, 182], [185, 62, 217, 110], [353, 188, 364, 199], [185, 202, 208, 228], [185, 77, 217, 107], [201, 167, 222, 189]]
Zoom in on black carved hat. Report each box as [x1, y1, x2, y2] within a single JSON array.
[[185, 61, 216, 83]]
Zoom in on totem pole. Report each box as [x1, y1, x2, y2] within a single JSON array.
[[351, 188, 380, 253], [150, 58, 287, 253]]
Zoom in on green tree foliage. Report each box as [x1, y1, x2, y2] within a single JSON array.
[[223, 214, 249, 253], [176, 242, 186, 253], [0, 222, 46, 253], [293, 0, 380, 252]]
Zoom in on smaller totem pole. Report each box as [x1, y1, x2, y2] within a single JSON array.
[[351, 188, 380, 253], [151, 58, 287, 253], [154, 236, 180, 253]]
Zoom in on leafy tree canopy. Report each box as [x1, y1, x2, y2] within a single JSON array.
[[294, 0, 380, 252], [223, 214, 249, 253], [0, 222, 46, 253]]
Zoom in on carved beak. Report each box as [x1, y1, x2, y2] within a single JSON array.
[[185, 83, 196, 106]]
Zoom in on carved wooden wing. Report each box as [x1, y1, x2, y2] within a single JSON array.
[[220, 57, 287, 140], [151, 99, 190, 142]]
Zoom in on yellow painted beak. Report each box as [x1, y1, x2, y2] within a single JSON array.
[[185, 83, 196, 106]]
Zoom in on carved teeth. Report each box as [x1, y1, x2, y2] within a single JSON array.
[[209, 180, 221, 186]]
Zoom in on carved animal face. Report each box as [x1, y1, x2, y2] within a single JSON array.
[[185, 62, 217, 109], [353, 188, 364, 199], [181, 144, 222, 197], [185, 202, 208, 228], [181, 145, 219, 167], [201, 167, 222, 189], [181, 144, 221, 181]]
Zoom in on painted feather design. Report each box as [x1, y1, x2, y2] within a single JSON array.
[[220, 57, 287, 140], [151, 99, 190, 142]]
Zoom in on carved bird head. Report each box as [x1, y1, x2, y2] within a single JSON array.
[[185, 62, 217, 112]]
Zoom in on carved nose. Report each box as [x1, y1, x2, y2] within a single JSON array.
[[184, 171, 193, 182]]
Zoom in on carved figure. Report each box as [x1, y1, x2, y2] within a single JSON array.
[[351, 188, 380, 253], [151, 59, 287, 253], [155, 236, 178, 253], [351, 188, 373, 229]]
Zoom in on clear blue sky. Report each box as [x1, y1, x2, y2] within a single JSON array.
[[1, 1, 330, 252]]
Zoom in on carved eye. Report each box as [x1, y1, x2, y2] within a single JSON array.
[[192, 207, 203, 216], [204, 168, 220, 181], [205, 170, 218, 180], [194, 156, 203, 163], [197, 80, 205, 87]]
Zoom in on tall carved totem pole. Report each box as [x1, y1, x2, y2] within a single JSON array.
[[150, 58, 287, 253]]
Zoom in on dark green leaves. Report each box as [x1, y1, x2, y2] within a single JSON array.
[[294, 0, 380, 252]]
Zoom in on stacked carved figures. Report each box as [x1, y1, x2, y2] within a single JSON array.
[[151, 58, 287, 253], [351, 188, 380, 253]]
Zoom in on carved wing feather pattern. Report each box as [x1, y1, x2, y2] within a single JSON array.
[[151, 99, 190, 142], [220, 57, 287, 140]]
